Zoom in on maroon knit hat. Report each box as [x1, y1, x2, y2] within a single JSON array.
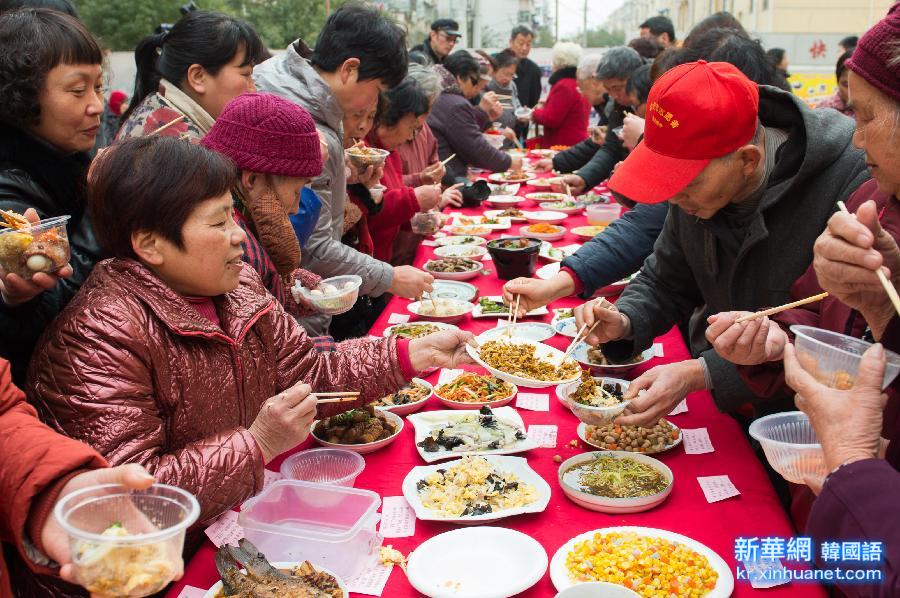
[[202, 92, 322, 178], [845, 3, 900, 104]]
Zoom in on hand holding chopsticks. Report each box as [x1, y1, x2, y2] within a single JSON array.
[[439, 153, 457, 166], [557, 320, 599, 368]]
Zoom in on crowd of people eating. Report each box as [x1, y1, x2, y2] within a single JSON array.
[[0, 0, 897, 595]]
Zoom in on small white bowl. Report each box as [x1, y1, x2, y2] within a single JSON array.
[[423, 259, 483, 281], [408, 299, 474, 323], [485, 195, 525, 208], [554, 582, 640, 598], [519, 224, 566, 241], [526, 210, 568, 225], [557, 451, 674, 514], [556, 376, 631, 426], [539, 201, 581, 215], [311, 410, 404, 455], [433, 245, 488, 261], [435, 235, 488, 247]]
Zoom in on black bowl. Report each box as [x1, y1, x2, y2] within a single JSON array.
[[486, 237, 542, 280], [457, 179, 491, 207]]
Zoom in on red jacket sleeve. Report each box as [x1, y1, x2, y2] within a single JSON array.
[[532, 82, 578, 130], [0, 358, 106, 575]]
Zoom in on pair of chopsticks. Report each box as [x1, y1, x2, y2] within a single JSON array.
[[311, 391, 360, 404], [837, 200, 900, 317], [506, 295, 521, 337], [149, 115, 185, 136], [439, 153, 457, 166], [558, 320, 600, 367], [734, 292, 829, 323]]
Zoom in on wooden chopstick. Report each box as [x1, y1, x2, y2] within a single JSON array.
[[734, 293, 829, 323], [558, 320, 601, 367], [440, 153, 457, 166], [837, 201, 900, 318], [149, 115, 185, 136], [508, 295, 522, 337], [315, 396, 359, 404], [493, 94, 513, 99], [311, 392, 360, 398]]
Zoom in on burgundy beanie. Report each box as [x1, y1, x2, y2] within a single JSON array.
[[845, 3, 900, 104], [202, 92, 323, 178]]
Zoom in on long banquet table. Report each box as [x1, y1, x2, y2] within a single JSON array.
[[170, 174, 827, 597]]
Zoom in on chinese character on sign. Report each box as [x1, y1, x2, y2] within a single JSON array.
[[841, 541, 862, 561], [862, 541, 884, 562], [809, 39, 826, 59], [821, 541, 841, 562], [735, 537, 760, 562], [760, 537, 786, 561], [786, 537, 814, 562]]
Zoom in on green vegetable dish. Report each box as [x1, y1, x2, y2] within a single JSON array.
[[478, 297, 508, 314], [562, 455, 669, 498]]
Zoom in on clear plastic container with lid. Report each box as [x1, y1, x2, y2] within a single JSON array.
[[238, 479, 382, 579]]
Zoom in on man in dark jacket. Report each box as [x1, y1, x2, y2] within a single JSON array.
[[410, 18, 461, 66], [551, 47, 643, 194], [575, 61, 870, 424], [508, 26, 542, 110]]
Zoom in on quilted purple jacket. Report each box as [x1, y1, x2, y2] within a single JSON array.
[[27, 258, 410, 524]]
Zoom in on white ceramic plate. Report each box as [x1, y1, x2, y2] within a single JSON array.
[[434, 235, 488, 247], [595, 272, 638, 297], [539, 241, 580, 263], [423, 259, 483, 281], [489, 172, 532, 184], [311, 410, 404, 454], [487, 183, 521, 196], [576, 420, 683, 454], [549, 526, 734, 596], [570, 225, 606, 241], [471, 296, 548, 318], [484, 209, 527, 223], [382, 321, 459, 339], [526, 192, 570, 203], [572, 342, 654, 374], [519, 224, 566, 241], [407, 527, 548, 598], [407, 299, 474, 323], [525, 210, 568, 225], [433, 373, 517, 410], [371, 378, 433, 416], [450, 216, 512, 231], [204, 562, 347, 598], [402, 455, 551, 525], [558, 451, 673, 513], [536, 262, 561, 280], [467, 337, 581, 389], [539, 201, 581, 215], [483, 195, 524, 208], [430, 280, 479, 302], [555, 582, 639, 598], [433, 245, 488, 261], [526, 178, 554, 188], [449, 225, 494, 237], [480, 322, 556, 343], [553, 317, 578, 338], [407, 406, 538, 463]]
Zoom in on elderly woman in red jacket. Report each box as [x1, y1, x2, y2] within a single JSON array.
[[27, 137, 475, 529], [530, 41, 591, 148]]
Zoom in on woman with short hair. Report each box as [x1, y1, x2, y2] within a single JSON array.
[[0, 8, 104, 385], [530, 41, 591, 148]]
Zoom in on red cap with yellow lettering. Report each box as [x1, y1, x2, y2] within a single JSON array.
[[608, 60, 759, 204]]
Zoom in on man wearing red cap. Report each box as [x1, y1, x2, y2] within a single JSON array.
[[574, 60, 870, 423]]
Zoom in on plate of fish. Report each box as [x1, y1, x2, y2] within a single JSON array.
[[406, 406, 538, 463]]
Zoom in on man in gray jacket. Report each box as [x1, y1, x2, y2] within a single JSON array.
[[576, 61, 869, 424], [255, 5, 434, 335]]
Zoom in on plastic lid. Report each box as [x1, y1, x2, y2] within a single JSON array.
[[239, 480, 380, 542]]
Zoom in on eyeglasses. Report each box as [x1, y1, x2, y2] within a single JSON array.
[[439, 32, 460, 44]]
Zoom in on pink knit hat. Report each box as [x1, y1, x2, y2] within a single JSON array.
[[202, 92, 322, 178], [845, 3, 900, 104]]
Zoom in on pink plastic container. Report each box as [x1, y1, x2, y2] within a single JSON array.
[[238, 480, 381, 579]]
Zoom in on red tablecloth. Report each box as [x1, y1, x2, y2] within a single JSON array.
[[170, 176, 827, 597]]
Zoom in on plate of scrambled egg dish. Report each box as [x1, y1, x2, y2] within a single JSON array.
[[402, 455, 551, 525]]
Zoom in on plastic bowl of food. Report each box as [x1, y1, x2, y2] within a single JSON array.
[[525, 210, 568, 225], [434, 244, 489, 261], [557, 376, 631, 426], [408, 298, 474, 323], [411, 211, 442, 235], [296, 275, 362, 315], [54, 483, 200, 597], [748, 411, 827, 485], [345, 146, 389, 171], [790, 325, 900, 389], [280, 447, 366, 486], [423, 258, 483, 281], [0, 214, 71, 280], [370, 184, 386, 202], [585, 203, 621, 227], [514, 107, 533, 121], [483, 132, 505, 149], [486, 237, 542, 280]]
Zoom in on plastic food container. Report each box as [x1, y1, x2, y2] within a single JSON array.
[[296, 275, 362, 316], [370, 184, 386, 203], [54, 483, 200, 598], [749, 411, 827, 485], [486, 237, 541, 280], [514, 107, 533, 121], [345, 147, 389, 171], [483, 132, 505, 149], [411, 211, 442, 235], [558, 377, 631, 426], [238, 480, 382, 580], [0, 215, 71, 279], [585, 203, 621, 227], [790, 325, 900, 389], [280, 448, 366, 486]]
